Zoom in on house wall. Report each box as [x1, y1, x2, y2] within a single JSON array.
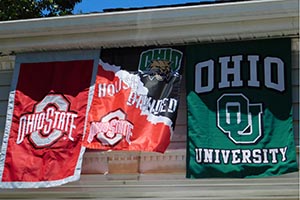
[[0, 38, 298, 174], [292, 38, 299, 146], [0, 56, 14, 146]]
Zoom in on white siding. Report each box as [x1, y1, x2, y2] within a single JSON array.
[[169, 74, 187, 149], [292, 38, 299, 145], [0, 56, 14, 147], [0, 171, 298, 199]]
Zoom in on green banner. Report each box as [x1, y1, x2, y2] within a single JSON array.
[[186, 39, 298, 178]]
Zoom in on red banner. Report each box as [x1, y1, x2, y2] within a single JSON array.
[[83, 60, 181, 153], [0, 51, 98, 188]]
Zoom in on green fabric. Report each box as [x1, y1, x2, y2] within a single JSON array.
[[186, 39, 298, 178]]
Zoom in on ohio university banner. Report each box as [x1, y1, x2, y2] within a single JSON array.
[[84, 48, 183, 152], [186, 39, 298, 178], [0, 51, 99, 188]]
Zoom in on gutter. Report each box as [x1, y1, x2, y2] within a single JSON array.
[[0, 0, 298, 54]]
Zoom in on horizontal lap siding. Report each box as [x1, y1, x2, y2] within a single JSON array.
[[169, 72, 187, 149], [292, 38, 299, 146], [0, 57, 14, 148]]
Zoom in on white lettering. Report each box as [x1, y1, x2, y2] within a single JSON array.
[[247, 55, 260, 87], [279, 147, 288, 162], [194, 147, 289, 164], [195, 59, 214, 93], [269, 148, 279, 163], [264, 57, 285, 92], [194, 55, 286, 93], [241, 149, 252, 163], [127, 92, 178, 115], [252, 149, 262, 163], [231, 149, 241, 164], [218, 55, 243, 88], [17, 110, 78, 144], [221, 150, 230, 164]]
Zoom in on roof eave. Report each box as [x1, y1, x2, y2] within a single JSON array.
[[0, 0, 298, 54]]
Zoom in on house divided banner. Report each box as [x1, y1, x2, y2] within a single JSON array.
[[0, 50, 99, 188], [83, 48, 183, 153], [186, 39, 298, 178]]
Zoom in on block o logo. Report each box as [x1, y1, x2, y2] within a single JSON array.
[[89, 109, 134, 146], [17, 94, 78, 148]]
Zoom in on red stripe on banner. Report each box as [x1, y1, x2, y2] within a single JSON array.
[[1, 60, 93, 183]]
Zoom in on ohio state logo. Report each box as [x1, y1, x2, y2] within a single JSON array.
[[17, 93, 78, 148], [88, 109, 133, 146]]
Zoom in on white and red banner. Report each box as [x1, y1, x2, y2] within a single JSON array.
[[0, 51, 99, 188], [83, 58, 182, 153], [0, 47, 182, 188]]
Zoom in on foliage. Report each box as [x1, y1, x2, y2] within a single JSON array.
[[0, 0, 82, 21]]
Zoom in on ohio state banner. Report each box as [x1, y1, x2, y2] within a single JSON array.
[[186, 39, 298, 178], [84, 48, 183, 152], [0, 50, 99, 188]]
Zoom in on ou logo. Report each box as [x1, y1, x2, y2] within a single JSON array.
[[217, 93, 263, 144]]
